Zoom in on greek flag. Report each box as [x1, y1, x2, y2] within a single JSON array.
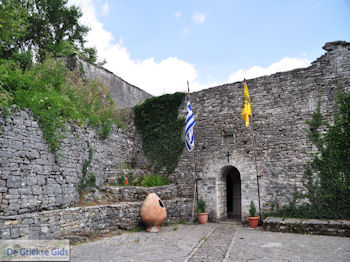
[[185, 97, 195, 151]]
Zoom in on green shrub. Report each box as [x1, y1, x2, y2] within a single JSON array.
[[117, 175, 126, 185], [0, 57, 124, 154], [269, 88, 350, 220], [249, 201, 257, 217], [140, 174, 169, 187], [77, 142, 97, 194], [197, 197, 206, 213]]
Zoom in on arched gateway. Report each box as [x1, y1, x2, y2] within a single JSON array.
[[220, 166, 242, 220]]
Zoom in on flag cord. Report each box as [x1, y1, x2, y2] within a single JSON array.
[[249, 118, 262, 221]]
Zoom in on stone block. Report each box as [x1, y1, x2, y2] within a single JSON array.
[[10, 227, 20, 238], [18, 188, 32, 195], [6, 176, 21, 188], [37, 175, 46, 185], [8, 203, 20, 211], [0, 180, 6, 187], [26, 176, 38, 186], [8, 189, 18, 194], [32, 186, 42, 195], [1, 229, 11, 239]]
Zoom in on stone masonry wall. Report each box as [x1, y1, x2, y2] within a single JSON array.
[[172, 41, 350, 221], [263, 217, 350, 237], [65, 54, 152, 108], [0, 198, 192, 240], [0, 107, 144, 216]]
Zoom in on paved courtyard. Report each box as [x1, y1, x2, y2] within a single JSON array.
[[71, 222, 350, 262]]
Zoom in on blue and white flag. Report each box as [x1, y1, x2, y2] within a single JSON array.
[[185, 97, 195, 151]]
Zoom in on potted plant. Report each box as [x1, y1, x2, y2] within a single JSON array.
[[197, 197, 208, 224], [248, 200, 259, 228]]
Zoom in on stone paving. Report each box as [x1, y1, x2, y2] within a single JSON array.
[[70, 222, 350, 262]]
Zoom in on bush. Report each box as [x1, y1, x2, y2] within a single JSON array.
[[0, 57, 123, 154], [197, 197, 206, 213], [140, 174, 169, 187], [249, 201, 257, 217], [269, 89, 350, 220]]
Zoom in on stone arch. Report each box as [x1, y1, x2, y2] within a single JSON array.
[[198, 152, 257, 221], [219, 166, 241, 220]]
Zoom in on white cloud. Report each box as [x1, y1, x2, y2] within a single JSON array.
[[101, 0, 109, 16], [192, 12, 206, 24], [228, 57, 311, 83], [68, 1, 311, 96], [68, 0, 203, 96], [175, 11, 181, 19]]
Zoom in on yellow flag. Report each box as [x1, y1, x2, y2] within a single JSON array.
[[241, 82, 252, 127]]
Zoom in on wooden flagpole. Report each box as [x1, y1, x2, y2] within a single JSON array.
[[244, 79, 262, 221], [187, 81, 198, 221], [250, 117, 262, 221]]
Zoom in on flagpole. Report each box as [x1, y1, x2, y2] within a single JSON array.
[[187, 81, 198, 221], [244, 79, 262, 221], [250, 116, 262, 221]]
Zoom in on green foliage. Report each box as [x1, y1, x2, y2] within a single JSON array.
[[134, 92, 186, 173], [0, 0, 105, 65], [249, 201, 257, 217], [140, 174, 169, 187], [270, 90, 350, 219], [121, 162, 132, 170], [197, 197, 206, 213], [0, 58, 120, 154], [304, 90, 350, 219], [116, 175, 127, 186], [129, 226, 144, 232], [77, 142, 96, 194], [0, 0, 29, 60]]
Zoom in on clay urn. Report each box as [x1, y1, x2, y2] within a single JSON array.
[[140, 193, 167, 232]]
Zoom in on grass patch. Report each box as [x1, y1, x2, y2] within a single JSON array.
[[129, 226, 144, 232], [140, 174, 169, 187]]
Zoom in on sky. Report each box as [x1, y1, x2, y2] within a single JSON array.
[[69, 0, 350, 96]]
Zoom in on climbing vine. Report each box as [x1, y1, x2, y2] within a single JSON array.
[[269, 88, 350, 219], [134, 92, 186, 173]]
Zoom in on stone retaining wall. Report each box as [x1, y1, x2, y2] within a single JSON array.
[[102, 184, 177, 202], [0, 198, 193, 240], [263, 217, 350, 237], [0, 108, 145, 216]]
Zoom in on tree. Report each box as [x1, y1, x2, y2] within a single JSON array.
[[24, 0, 89, 61], [0, 0, 97, 63], [305, 89, 350, 219], [0, 0, 29, 59]]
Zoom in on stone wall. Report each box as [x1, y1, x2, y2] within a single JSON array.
[[102, 184, 177, 202], [0, 198, 193, 240], [172, 41, 350, 221], [65, 54, 152, 108], [0, 107, 144, 216], [263, 217, 350, 237]]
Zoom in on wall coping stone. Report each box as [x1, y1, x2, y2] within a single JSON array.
[[263, 217, 350, 237]]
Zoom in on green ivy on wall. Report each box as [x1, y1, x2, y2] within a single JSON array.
[[134, 92, 186, 173]]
